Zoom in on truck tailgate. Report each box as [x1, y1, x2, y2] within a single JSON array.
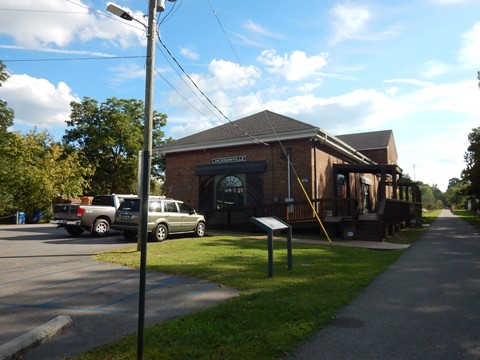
[[52, 204, 80, 220]]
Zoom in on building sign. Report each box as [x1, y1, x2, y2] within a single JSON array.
[[212, 155, 247, 164]]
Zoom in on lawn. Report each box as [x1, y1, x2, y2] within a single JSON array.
[[453, 209, 480, 231], [75, 215, 437, 360]]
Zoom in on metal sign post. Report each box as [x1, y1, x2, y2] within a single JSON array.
[[250, 216, 292, 277]]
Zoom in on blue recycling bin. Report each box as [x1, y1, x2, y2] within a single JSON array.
[[31, 211, 43, 224], [17, 211, 26, 224]]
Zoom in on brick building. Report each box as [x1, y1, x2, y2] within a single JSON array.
[[156, 110, 416, 238]]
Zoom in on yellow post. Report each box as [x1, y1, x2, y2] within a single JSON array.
[[296, 177, 333, 244]]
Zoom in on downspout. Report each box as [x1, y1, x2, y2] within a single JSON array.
[[287, 148, 291, 199], [313, 143, 318, 199]]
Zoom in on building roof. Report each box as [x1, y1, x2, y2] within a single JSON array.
[[337, 130, 394, 151], [157, 110, 320, 153], [156, 110, 383, 165]]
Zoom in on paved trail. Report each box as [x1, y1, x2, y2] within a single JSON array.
[[287, 210, 480, 360]]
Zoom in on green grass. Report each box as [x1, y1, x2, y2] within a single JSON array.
[[453, 209, 480, 231], [74, 218, 437, 360]]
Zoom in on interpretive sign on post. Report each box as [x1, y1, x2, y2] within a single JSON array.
[[250, 216, 293, 277]]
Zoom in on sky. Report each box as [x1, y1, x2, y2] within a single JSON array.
[[0, 0, 479, 192]]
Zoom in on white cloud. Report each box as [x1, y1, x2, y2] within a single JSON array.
[[257, 49, 328, 81], [0, 74, 79, 129], [458, 22, 480, 67], [420, 60, 451, 78], [108, 62, 146, 83], [179, 46, 200, 61], [263, 88, 409, 133], [408, 80, 480, 116], [428, 0, 472, 4], [243, 20, 284, 39], [384, 79, 434, 87], [191, 59, 260, 92], [398, 121, 474, 190], [329, 4, 371, 43], [0, 0, 146, 50], [169, 119, 214, 139]]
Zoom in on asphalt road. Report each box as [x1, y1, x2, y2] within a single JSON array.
[[287, 209, 480, 360], [0, 224, 238, 359]]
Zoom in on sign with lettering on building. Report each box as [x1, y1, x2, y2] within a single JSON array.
[[212, 155, 247, 164]]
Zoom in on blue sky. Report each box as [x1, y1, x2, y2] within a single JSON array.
[[1, 0, 479, 192]]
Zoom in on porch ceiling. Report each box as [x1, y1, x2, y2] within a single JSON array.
[[333, 163, 403, 176]]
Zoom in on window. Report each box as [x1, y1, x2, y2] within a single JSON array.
[[164, 201, 178, 213], [216, 175, 245, 209], [179, 203, 193, 214], [149, 201, 162, 212], [119, 199, 139, 211]]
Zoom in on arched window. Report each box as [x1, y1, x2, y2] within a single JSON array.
[[216, 175, 244, 209]]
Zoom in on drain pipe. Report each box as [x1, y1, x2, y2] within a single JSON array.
[[287, 148, 291, 198]]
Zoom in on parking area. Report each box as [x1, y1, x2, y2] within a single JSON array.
[[0, 224, 238, 359]]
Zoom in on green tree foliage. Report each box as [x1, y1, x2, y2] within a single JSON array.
[[419, 183, 444, 209], [63, 97, 168, 195], [0, 61, 91, 221], [444, 177, 468, 209], [462, 127, 480, 198], [0, 61, 14, 133], [0, 130, 92, 220]]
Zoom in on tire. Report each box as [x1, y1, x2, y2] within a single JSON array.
[[67, 226, 84, 237], [92, 219, 110, 237], [195, 222, 206, 237], [151, 224, 168, 242], [123, 231, 137, 241]]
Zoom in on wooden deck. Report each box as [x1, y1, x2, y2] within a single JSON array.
[[205, 197, 421, 241]]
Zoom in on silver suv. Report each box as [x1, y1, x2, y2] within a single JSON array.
[[112, 196, 206, 242]]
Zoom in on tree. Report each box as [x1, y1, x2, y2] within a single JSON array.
[[445, 178, 467, 209], [63, 97, 168, 195], [462, 127, 480, 198], [418, 183, 444, 209], [0, 61, 14, 141], [0, 129, 92, 220], [0, 61, 14, 133], [0, 61, 91, 221]]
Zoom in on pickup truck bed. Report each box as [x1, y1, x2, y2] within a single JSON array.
[[51, 194, 136, 236]]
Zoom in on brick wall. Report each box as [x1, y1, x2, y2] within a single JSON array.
[[163, 138, 361, 211]]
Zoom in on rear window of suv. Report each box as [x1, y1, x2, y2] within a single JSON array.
[[119, 199, 140, 211]]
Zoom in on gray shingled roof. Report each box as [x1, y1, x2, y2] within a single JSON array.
[[337, 130, 393, 150], [156, 111, 392, 166], [157, 110, 321, 153], [162, 110, 317, 148]]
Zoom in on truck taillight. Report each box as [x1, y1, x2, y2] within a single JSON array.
[[77, 208, 86, 217]]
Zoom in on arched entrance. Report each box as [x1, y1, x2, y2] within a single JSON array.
[[216, 175, 245, 209]]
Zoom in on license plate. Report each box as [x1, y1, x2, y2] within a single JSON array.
[[121, 214, 132, 220]]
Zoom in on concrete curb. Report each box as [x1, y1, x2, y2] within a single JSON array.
[[0, 315, 72, 360]]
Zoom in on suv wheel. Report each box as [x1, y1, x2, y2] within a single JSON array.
[[152, 224, 168, 242], [195, 222, 206, 237], [93, 219, 110, 237]]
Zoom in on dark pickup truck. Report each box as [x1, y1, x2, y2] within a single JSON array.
[[51, 194, 136, 237]]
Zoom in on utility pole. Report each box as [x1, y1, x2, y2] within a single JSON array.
[[107, 1, 176, 359], [136, 0, 157, 357]]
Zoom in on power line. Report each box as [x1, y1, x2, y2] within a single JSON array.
[[2, 56, 146, 63], [157, 33, 269, 146], [154, 67, 214, 123], [205, 0, 330, 240], [0, 8, 88, 14]]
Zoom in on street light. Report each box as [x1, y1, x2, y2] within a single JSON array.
[[107, 1, 176, 359]]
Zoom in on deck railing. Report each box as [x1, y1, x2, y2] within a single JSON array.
[[375, 198, 412, 239], [205, 198, 359, 229]]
